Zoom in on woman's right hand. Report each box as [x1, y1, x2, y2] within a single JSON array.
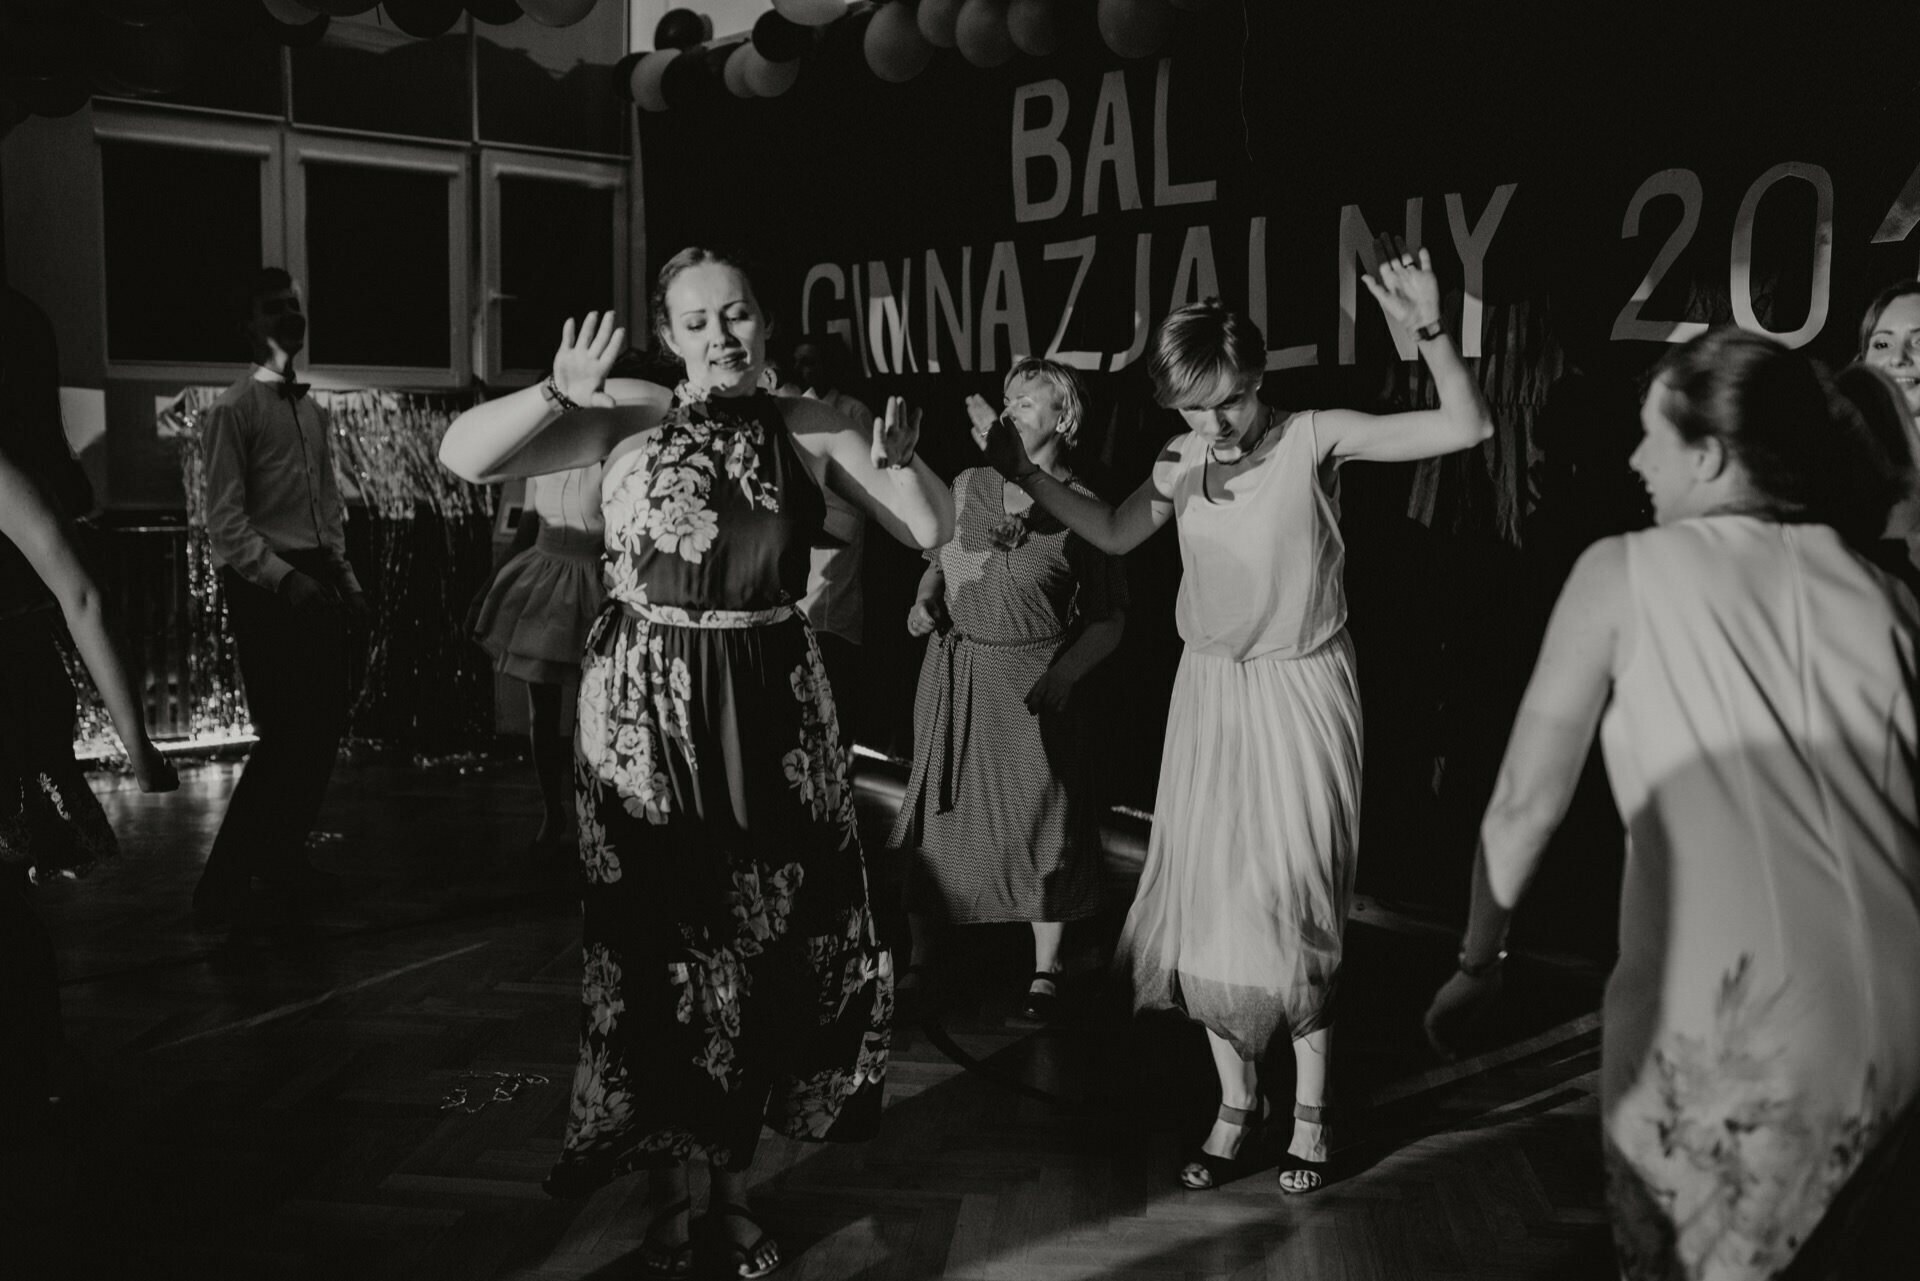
[[552, 312, 626, 407], [907, 596, 948, 637], [129, 738, 179, 794]]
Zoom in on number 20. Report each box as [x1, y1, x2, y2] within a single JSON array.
[[1611, 163, 1834, 349]]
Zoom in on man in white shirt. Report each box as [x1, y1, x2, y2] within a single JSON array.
[[193, 269, 368, 925]]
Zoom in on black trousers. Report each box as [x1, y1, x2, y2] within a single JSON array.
[[196, 550, 348, 902]]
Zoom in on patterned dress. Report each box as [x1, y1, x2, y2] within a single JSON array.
[[887, 467, 1126, 924], [545, 391, 890, 1193]]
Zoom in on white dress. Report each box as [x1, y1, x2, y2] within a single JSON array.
[[1117, 411, 1362, 1057], [1597, 515, 1920, 1280]]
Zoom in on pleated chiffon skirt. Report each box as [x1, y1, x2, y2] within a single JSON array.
[[1117, 630, 1362, 1058]]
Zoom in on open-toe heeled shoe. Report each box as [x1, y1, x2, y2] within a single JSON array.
[[1178, 1095, 1270, 1190], [1277, 1101, 1339, 1195], [639, 1195, 695, 1279], [1021, 970, 1062, 1023], [703, 1202, 783, 1280]]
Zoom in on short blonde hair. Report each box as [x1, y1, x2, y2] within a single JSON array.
[[1004, 356, 1088, 445], [1148, 298, 1266, 410]]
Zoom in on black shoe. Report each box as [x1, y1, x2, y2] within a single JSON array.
[[1020, 970, 1062, 1023], [1277, 1101, 1340, 1194], [1179, 1095, 1271, 1190]]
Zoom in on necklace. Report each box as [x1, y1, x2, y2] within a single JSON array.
[[1208, 405, 1273, 465], [1203, 407, 1274, 501]]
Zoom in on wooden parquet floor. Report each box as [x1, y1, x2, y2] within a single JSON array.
[[3, 751, 1616, 1280]]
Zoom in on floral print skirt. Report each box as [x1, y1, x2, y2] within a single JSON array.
[[544, 604, 890, 1194]]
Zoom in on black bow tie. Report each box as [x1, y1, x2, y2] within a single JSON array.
[[276, 379, 309, 403]]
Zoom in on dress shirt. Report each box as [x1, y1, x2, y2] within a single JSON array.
[[201, 366, 359, 594]]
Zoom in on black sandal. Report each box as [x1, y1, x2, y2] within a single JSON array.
[[1178, 1095, 1269, 1190], [639, 1195, 695, 1279], [1277, 1101, 1338, 1195], [1021, 970, 1062, 1023], [703, 1201, 782, 1280]]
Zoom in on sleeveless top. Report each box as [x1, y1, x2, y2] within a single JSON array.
[[597, 391, 824, 616], [1599, 515, 1920, 1113], [1155, 409, 1347, 661]]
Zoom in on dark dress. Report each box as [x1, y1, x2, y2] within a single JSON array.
[[546, 391, 889, 1193], [887, 467, 1125, 925]]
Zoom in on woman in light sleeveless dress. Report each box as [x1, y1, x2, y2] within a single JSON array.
[[1428, 329, 1920, 1278], [473, 462, 605, 857], [982, 249, 1493, 1192]]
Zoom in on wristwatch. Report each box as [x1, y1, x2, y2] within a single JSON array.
[[1414, 318, 1446, 343]]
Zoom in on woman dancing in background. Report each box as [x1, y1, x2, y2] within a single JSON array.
[[888, 356, 1127, 1023], [470, 460, 606, 875], [1426, 330, 1920, 1279], [440, 247, 951, 1279], [983, 250, 1492, 1192]]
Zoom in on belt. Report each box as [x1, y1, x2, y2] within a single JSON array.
[[619, 601, 797, 629]]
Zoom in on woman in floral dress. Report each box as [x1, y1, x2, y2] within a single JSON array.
[[1427, 330, 1920, 1278], [439, 249, 952, 1279]]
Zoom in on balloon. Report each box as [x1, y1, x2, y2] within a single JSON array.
[[865, 1, 933, 83], [383, 0, 465, 37], [298, 0, 379, 13], [22, 76, 92, 118], [955, 0, 1012, 69], [260, 0, 320, 22], [520, 0, 596, 26], [1006, 0, 1058, 56], [631, 47, 676, 111], [1097, 0, 1172, 59], [102, 11, 197, 92], [659, 42, 711, 109], [91, 0, 188, 25], [259, 2, 330, 45], [771, 0, 847, 28], [464, 0, 522, 23], [751, 10, 810, 63], [612, 49, 642, 99], [653, 6, 708, 50], [742, 46, 799, 97], [917, 0, 960, 48], [722, 41, 756, 98]]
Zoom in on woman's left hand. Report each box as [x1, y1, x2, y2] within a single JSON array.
[[1422, 967, 1504, 1061], [1361, 241, 1442, 334], [1025, 666, 1076, 714], [870, 396, 922, 470]]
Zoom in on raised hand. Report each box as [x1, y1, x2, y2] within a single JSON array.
[[964, 394, 1000, 451], [870, 395, 922, 470], [1361, 241, 1442, 334], [552, 312, 626, 408], [982, 416, 1035, 480]]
